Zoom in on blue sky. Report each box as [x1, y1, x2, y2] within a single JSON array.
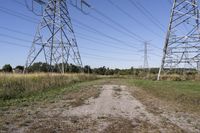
[[0, 0, 172, 69]]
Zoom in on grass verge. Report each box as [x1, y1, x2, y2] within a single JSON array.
[[126, 79, 200, 113]]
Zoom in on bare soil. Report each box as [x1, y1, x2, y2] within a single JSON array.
[[0, 83, 199, 133]]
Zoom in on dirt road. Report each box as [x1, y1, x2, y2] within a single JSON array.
[[1, 84, 200, 133]]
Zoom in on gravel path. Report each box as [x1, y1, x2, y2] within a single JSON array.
[[62, 85, 160, 123], [60, 85, 186, 132]]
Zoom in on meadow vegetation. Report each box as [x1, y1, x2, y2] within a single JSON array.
[[0, 73, 98, 103], [126, 79, 200, 113], [1, 71, 200, 113]]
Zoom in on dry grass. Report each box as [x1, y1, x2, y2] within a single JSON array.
[[0, 73, 97, 101], [127, 73, 200, 81]]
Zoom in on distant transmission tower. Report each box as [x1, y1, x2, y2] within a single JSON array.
[[158, 0, 200, 80], [143, 42, 149, 69], [24, 0, 90, 73]]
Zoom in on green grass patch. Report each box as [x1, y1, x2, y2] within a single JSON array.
[[126, 79, 200, 112]]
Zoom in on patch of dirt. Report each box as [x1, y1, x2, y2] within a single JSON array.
[[61, 85, 101, 107], [62, 85, 160, 122], [102, 117, 159, 133]]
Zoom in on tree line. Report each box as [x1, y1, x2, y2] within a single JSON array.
[[0, 62, 197, 75], [0, 62, 160, 75]]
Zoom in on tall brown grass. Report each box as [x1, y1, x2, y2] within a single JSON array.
[[0, 73, 97, 100]]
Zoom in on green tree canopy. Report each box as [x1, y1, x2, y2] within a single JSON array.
[[2, 64, 13, 72]]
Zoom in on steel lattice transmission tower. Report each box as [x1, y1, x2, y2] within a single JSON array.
[[143, 42, 149, 69], [157, 0, 200, 80], [24, 0, 88, 73]]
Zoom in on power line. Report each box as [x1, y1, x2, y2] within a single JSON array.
[[0, 6, 38, 23], [7, 0, 164, 49], [81, 52, 138, 62], [106, 0, 163, 38], [82, 55, 138, 63], [0, 33, 31, 43], [68, 1, 143, 43], [0, 37, 137, 56], [148, 52, 162, 57], [1, 1, 162, 61], [7, 0, 145, 48], [91, 8, 145, 42], [0, 9, 162, 54], [76, 35, 138, 52], [0, 26, 141, 55], [0, 6, 142, 51], [4, 2, 164, 52], [0, 26, 33, 36], [16, 0, 165, 38], [105, 0, 163, 51], [12, 0, 26, 7], [136, 1, 166, 28], [75, 31, 121, 45], [73, 19, 140, 49], [0, 40, 29, 48], [150, 44, 162, 50], [74, 23, 143, 50], [75, 22, 163, 50], [0, 32, 151, 58], [72, 18, 141, 48], [0, 8, 37, 24], [0, 25, 140, 52], [9, 0, 144, 60], [0, 40, 138, 63], [128, 0, 165, 33], [79, 46, 140, 56], [87, 14, 142, 42]]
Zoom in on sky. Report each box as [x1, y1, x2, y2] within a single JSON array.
[[0, 0, 173, 69]]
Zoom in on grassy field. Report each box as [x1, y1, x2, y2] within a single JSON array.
[[0, 73, 98, 107], [1, 75, 200, 132], [126, 79, 200, 113], [1, 73, 200, 112]]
